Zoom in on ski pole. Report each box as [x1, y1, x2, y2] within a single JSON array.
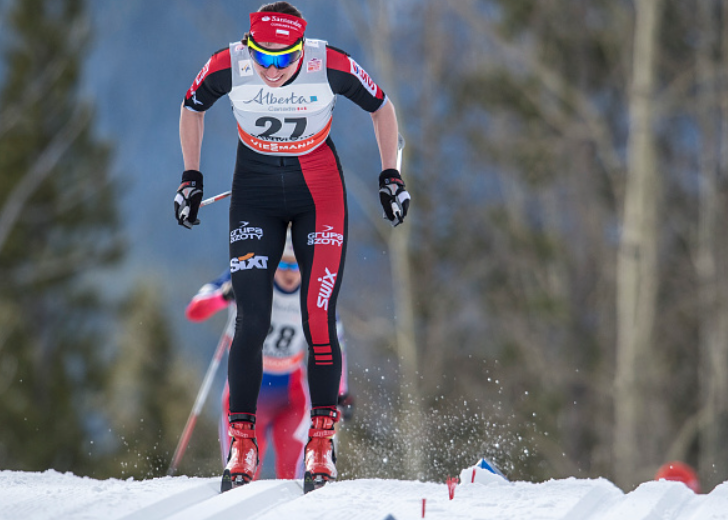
[[200, 190, 232, 207], [387, 133, 406, 225], [167, 306, 236, 476], [396, 133, 405, 171]]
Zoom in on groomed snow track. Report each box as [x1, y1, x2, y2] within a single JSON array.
[[119, 479, 303, 520], [110, 475, 728, 520], [2, 470, 728, 520]]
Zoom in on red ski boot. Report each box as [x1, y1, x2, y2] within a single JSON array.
[[221, 414, 258, 492], [303, 407, 339, 493]]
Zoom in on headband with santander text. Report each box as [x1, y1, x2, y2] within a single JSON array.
[[249, 12, 306, 46]]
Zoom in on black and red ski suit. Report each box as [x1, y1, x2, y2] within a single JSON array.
[[183, 41, 387, 415]]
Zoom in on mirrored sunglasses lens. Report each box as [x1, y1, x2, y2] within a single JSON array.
[[278, 50, 301, 67], [250, 48, 274, 68], [250, 48, 300, 69]]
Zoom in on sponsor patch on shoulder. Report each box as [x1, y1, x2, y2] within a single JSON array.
[[348, 57, 377, 97]]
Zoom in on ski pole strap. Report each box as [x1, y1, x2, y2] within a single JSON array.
[[229, 412, 256, 424]]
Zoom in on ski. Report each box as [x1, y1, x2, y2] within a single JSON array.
[[303, 472, 333, 494], [220, 469, 252, 493], [220, 470, 232, 493]]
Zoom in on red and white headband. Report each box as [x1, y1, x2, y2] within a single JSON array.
[[249, 12, 306, 46]]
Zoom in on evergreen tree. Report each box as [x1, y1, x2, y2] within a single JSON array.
[[0, 0, 123, 473], [105, 280, 220, 479]]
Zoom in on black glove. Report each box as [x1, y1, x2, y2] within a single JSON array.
[[337, 393, 355, 422], [174, 170, 204, 229], [378, 169, 410, 227]]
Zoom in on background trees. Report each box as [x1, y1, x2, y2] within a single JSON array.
[[340, 0, 728, 490], [0, 0, 122, 473], [0, 0, 202, 479]]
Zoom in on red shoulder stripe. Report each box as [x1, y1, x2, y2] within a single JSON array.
[[208, 48, 231, 75], [186, 48, 231, 100], [326, 46, 350, 73]]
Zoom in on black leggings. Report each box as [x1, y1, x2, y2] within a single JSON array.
[[227, 139, 347, 415]]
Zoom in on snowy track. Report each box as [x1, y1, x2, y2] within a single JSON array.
[[163, 480, 302, 520], [1, 469, 727, 520]]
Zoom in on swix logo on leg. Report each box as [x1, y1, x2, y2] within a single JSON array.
[[308, 225, 343, 247], [316, 268, 337, 310], [230, 253, 269, 272]]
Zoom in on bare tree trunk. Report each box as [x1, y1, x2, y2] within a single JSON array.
[[614, 0, 663, 489], [374, 27, 424, 486], [715, 0, 728, 482], [342, 0, 425, 479], [696, 0, 728, 490], [388, 221, 424, 478]]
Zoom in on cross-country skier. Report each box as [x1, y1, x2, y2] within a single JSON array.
[[185, 232, 354, 481], [174, 0, 409, 492]]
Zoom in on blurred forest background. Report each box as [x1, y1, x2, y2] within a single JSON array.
[[2, 0, 728, 493]]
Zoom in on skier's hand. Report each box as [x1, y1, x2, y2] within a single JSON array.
[[337, 393, 355, 422], [378, 169, 410, 227], [174, 170, 204, 229]]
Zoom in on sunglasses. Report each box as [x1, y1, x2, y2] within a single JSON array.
[[248, 37, 303, 69], [278, 261, 299, 271]]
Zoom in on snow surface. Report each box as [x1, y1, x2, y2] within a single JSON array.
[[1, 463, 727, 520]]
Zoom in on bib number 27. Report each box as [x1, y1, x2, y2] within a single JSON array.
[[256, 116, 307, 139]]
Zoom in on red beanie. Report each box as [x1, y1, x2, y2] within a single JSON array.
[[249, 12, 306, 46], [655, 461, 701, 493]]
